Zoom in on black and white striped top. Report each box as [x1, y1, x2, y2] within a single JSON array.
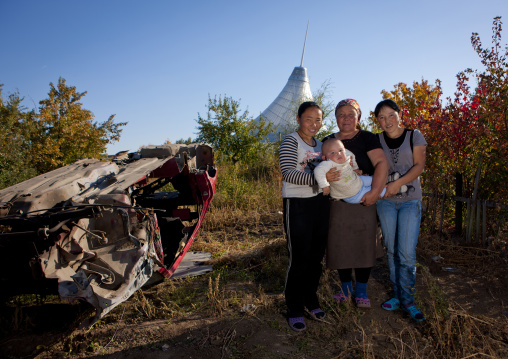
[[279, 132, 323, 198]]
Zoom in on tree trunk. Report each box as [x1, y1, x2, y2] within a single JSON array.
[[455, 172, 463, 236]]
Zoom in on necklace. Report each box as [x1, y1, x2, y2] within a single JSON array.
[[297, 131, 315, 147]]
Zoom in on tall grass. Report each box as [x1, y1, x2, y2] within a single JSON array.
[[197, 154, 508, 358], [204, 153, 282, 230]]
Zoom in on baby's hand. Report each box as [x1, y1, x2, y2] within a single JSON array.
[[353, 169, 363, 175], [322, 187, 330, 196]]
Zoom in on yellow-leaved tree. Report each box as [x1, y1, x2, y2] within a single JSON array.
[[25, 78, 127, 173], [366, 79, 443, 133]]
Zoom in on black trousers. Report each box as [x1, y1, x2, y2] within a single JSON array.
[[283, 194, 329, 317]]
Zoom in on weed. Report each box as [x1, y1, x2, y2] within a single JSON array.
[[268, 319, 282, 330], [418, 264, 449, 320], [131, 290, 157, 320], [295, 337, 311, 352], [65, 334, 74, 355], [85, 319, 105, 333], [88, 338, 101, 352], [207, 275, 229, 317]]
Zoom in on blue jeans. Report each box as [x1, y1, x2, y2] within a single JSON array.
[[376, 200, 422, 305]]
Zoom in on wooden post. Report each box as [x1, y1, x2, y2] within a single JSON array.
[[467, 156, 483, 243], [439, 191, 446, 237], [432, 192, 438, 231], [482, 200, 487, 246], [455, 173, 463, 236], [466, 199, 471, 242], [476, 200, 481, 243]]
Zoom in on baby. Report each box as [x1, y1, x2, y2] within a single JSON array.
[[314, 138, 386, 203]]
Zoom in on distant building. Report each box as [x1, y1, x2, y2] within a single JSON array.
[[256, 23, 313, 139], [255, 66, 313, 134]]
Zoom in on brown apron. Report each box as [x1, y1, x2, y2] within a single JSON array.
[[326, 200, 380, 269]]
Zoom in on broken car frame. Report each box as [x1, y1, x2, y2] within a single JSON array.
[[0, 144, 216, 326]]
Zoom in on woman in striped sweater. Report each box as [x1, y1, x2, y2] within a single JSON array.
[[279, 101, 339, 331]]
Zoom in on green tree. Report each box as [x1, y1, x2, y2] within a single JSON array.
[[312, 79, 337, 140], [175, 137, 194, 144], [0, 85, 37, 189], [163, 137, 194, 145], [195, 95, 274, 164], [25, 78, 126, 173]]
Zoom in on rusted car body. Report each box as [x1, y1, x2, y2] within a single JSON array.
[[0, 144, 216, 326]]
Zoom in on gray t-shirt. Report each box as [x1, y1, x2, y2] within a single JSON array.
[[378, 129, 427, 202]]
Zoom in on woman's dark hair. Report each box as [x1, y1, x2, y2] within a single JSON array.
[[297, 101, 322, 118], [374, 99, 401, 117]]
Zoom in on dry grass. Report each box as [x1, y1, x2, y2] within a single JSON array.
[[207, 275, 230, 317], [2, 213, 507, 358], [86, 158, 508, 357], [2, 158, 508, 358], [189, 158, 508, 358], [203, 159, 282, 230]]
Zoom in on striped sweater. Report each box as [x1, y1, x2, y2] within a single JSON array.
[[279, 132, 323, 198]]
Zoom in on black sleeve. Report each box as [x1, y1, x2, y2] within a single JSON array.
[[363, 130, 382, 152]]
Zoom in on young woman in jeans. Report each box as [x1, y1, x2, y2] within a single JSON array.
[[375, 99, 428, 321]]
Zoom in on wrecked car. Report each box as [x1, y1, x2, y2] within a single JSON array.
[[0, 144, 216, 326]]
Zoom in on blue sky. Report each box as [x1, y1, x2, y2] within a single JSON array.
[[1, 0, 506, 154]]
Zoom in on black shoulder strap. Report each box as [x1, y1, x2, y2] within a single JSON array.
[[410, 130, 414, 153]]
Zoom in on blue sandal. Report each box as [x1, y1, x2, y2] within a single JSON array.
[[288, 317, 306, 331], [403, 305, 425, 322], [382, 298, 400, 311]]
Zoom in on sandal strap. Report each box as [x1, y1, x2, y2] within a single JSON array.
[[404, 305, 425, 321], [355, 297, 371, 304], [355, 297, 371, 308], [309, 308, 326, 319], [382, 298, 400, 311], [333, 292, 349, 304], [288, 316, 306, 331]]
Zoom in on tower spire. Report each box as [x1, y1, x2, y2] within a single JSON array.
[[300, 21, 309, 67]]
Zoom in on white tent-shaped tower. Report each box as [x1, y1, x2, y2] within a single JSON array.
[[256, 24, 313, 133]]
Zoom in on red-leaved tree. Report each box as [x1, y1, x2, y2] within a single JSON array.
[[370, 17, 507, 202]]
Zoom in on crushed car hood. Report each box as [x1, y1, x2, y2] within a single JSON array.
[[0, 144, 216, 326]]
